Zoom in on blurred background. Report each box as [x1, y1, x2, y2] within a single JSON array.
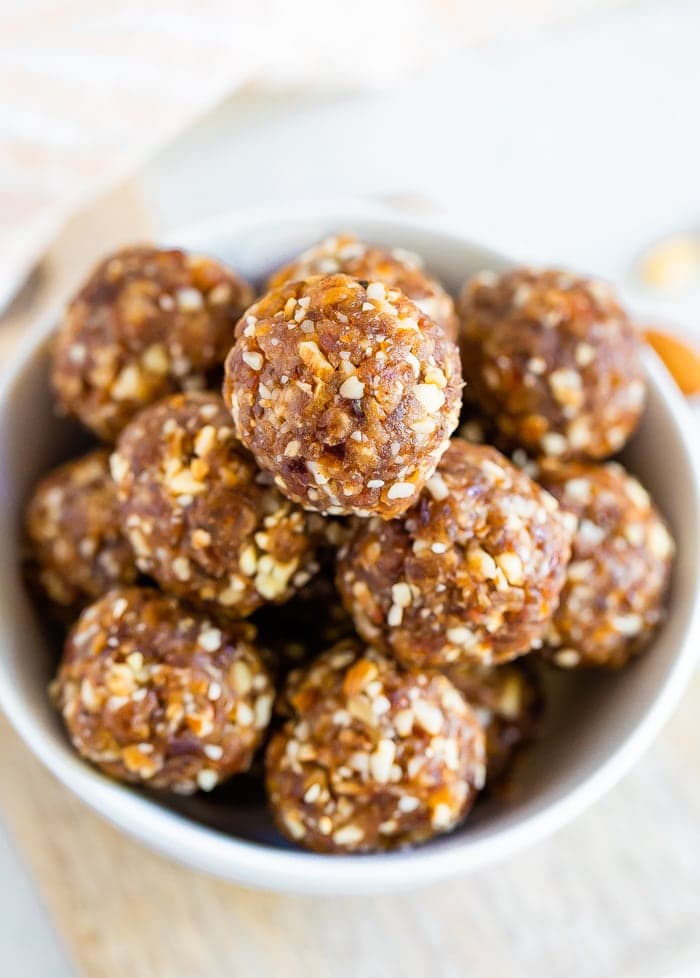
[[1, 2, 699, 977]]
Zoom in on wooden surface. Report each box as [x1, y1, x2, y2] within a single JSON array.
[[1, 186, 699, 978]]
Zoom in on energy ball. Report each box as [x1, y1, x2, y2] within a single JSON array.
[[268, 234, 458, 339], [441, 661, 541, 785], [265, 640, 485, 853], [111, 392, 319, 619], [224, 273, 462, 519], [24, 448, 137, 613], [52, 245, 254, 440], [458, 267, 646, 460], [536, 459, 675, 668], [337, 439, 573, 669], [52, 587, 275, 793]]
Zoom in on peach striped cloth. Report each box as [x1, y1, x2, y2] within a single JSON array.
[[0, 0, 621, 311]]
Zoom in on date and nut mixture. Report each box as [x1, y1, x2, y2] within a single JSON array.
[[52, 245, 254, 441], [458, 267, 646, 460], [224, 273, 462, 518], [266, 640, 486, 853], [268, 234, 458, 339], [337, 439, 573, 669], [535, 459, 675, 668], [24, 448, 138, 615], [52, 587, 275, 793], [110, 391, 320, 619]]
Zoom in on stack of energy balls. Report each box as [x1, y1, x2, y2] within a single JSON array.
[[24, 236, 675, 855]]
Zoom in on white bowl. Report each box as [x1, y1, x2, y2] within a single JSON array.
[[1, 201, 699, 895]]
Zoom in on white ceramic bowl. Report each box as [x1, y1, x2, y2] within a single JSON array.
[[1, 201, 699, 895]]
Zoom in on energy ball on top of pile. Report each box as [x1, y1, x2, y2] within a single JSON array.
[[458, 267, 646, 460], [337, 439, 573, 669], [24, 448, 138, 615], [111, 391, 319, 619], [441, 660, 542, 786], [267, 234, 459, 339], [265, 639, 486, 853], [52, 587, 275, 793], [536, 458, 675, 669], [224, 273, 462, 519], [52, 245, 254, 441]]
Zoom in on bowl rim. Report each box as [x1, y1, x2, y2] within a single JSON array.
[[1, 198, 699, 895]]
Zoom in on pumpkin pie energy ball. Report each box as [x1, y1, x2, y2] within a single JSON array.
[[337, 439, 573, 669], [536, 459, 675, 668], [24, 448, 137, 613], [111, 392, 319, 618], [441, 661, 541, 785], [52, 587, 275, 793], [458, 268, 646, 460], [268, 234, 458, 339], [224, 274, 462, 519], [265, 640, 486, 853], [52, 245, 254, 440]]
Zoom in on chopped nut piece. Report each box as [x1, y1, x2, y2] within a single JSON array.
[[242, 351, 264, 371], [386, 482, 415, 501], [414, 384, 445, 412], [338, 376, 365, 400]]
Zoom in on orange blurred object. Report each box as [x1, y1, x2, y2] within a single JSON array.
[[644, 329, 700, 397]]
